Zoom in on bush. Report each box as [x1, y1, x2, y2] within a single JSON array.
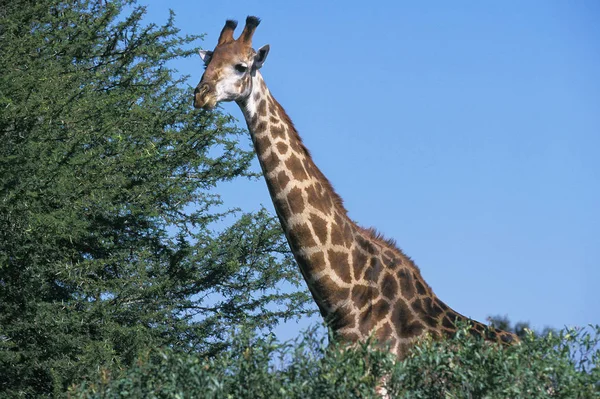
[[71, 324, 600, 398]]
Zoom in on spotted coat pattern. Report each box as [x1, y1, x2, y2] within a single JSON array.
[[196, 17, 518, 360]]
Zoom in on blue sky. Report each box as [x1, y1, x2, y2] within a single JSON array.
[[141, 1, 599, 340]]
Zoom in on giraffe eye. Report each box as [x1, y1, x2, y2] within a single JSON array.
[[235, 64, 248, 73]]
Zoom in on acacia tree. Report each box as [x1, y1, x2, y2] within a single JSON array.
[[0, 1, 312, 396]]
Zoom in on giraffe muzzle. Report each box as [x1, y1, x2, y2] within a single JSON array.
[[193, 84, 217, 110]]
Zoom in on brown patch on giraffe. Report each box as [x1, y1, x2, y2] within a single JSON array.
[[415, 279, 428, 296], [260, 78, 267, 91], [328, 308, 355, 331], [432, 302, 446, 318], [351, 247, 368, 281], [442, 315, 456, 329], [309, 251, 327, 274], [316, 181, 324, 194], [422, 315, 439, 328], [358, 299, 390, 336], [327, 249, 352, 284], [308, 213, 328, 245], [287, 187, 305, 214], [285, 155, 309, 181], [422, 297, 444, 318], [276, 170, 290, 190], [363, 256, 383, 283], [392, 300, 411, 325], [371, 299, 392, 324], [411, 297, 440, 328], [268, 100, 278, 116], [253, 91, 261, 102], [305, 184, 328, 214], [276, 141, 288, 155], [392, 300, 425, 338], [397, 268, 415, 299], [373, 299, 391, 321], [435, 299, 449, 311], [330, 222, 345, 247], [311, 275, 349, 308], [333, 211, 345, 228], [411, 296, 422, 308], [287, 222, 317, 250], [351, 284, 373, 310], [325, 194, 335, 213], [357, 234, 377, 255], [275, 196, 292, 220], [381, 273, 397, 300], [301, 159, 313, 178], [343, 223, 353, 247], [271, 124, 286, 140], [256, 121, 267, 132], [254, 134, 271, 152], [382, 253, 400, 269], [269, 115, 279, 124], [257, 99, 267, 117], [411, 297, 439, 327], [289, 136, 303, 153], [262, 150, 280, 172]]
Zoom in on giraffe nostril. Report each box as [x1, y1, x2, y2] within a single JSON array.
[[194, 84, 209, 95], [199, 84, 210, 95], [193, 83, 216, 109]]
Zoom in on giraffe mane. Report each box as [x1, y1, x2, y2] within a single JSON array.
[[361, 227, 398, 250], [361, 226, 432, 291]]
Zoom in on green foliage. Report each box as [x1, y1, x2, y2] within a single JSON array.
[[390, 324, 600, 398], [72, 324, 600, 398], [0, 1, 312, 396]]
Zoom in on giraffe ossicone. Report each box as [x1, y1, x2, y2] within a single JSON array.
[[194, 16, 518, 359]]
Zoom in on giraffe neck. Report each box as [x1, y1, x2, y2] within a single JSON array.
[[236, 71, 518, 357], [237, 71, 359, 316]]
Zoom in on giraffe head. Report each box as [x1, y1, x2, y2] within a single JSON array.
[[194, 16, 270, 110]]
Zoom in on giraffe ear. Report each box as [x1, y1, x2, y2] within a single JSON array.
[[254, 45, 270, 69], [199, 50, 213, 64]]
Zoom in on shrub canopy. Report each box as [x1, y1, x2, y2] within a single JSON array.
[[0, 1, 312, 396], [73, 324, 600, 399]]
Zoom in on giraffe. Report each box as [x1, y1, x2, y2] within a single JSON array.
[[193, 16, 518, 359]]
